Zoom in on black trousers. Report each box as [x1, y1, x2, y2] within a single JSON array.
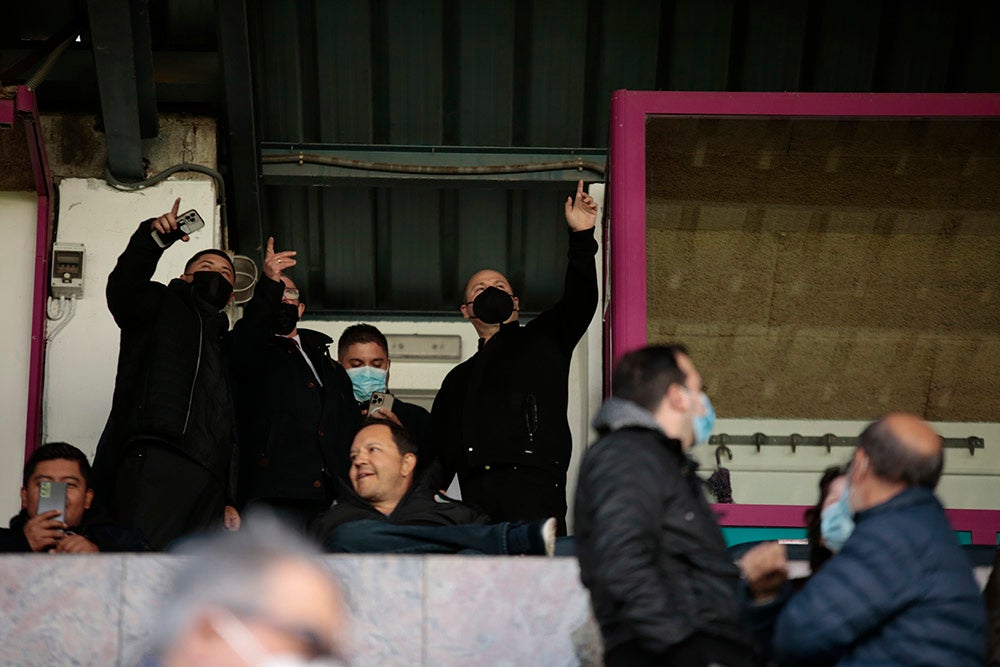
[[605, 632, 755, 667], [115, 441, 226, 551], [459, 464, 568, 535]]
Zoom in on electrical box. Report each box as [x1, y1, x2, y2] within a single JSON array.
[[386, 333, 462, 361], [51, 243, 85, 297]]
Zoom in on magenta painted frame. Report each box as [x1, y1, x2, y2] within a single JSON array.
[[607, 92, 1000, 540], [712, 503, 1000, 545], [606, 91, 1000, 368], [12, 85, 55, 460]]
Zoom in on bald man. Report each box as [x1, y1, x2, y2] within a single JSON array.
[[741, 413, 987, 666], [431, 181, 599, 535]]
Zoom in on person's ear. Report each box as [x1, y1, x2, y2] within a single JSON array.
[[512, 296, 520, 312], [460, 303, 472, 320], [83, 488, 94, 511], [179, 272, 193, 283], [297, 302, 306, 319], [401, 453, 417, 478], [666, 383, 688, 411], [19, 487, 28, 512]]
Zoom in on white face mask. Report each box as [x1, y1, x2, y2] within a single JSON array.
[[212, 609, 344, 667]]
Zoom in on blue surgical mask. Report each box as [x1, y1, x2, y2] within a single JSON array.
[[692, 393, 716, 446], [820, 485, 855, 553], [346, 366, 387, 402]]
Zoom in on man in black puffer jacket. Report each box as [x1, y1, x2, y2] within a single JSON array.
[[574, 345, 755, 667], [92, 198, 239, 551], [313, 420, 555, 556]]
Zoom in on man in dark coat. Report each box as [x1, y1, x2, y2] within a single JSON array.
[[432, 180, 599, 535], [92, 197, 239, 551], [2, 442, 147, 553], [337, 322, 432, 464], [313, 421, 555, 555], [228, 237, 359, 531], [741, 413, 987, 667], [574, 345, 755, 667]]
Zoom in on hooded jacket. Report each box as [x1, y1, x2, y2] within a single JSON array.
[[92, 220, 238, 503], [0, 507, 149, 553], [573, 397, 753, 656], [313, 462, 489, 541]]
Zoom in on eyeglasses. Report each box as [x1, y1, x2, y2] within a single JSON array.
[[220, 605, 346, 664], [283, 288, 300, 301]]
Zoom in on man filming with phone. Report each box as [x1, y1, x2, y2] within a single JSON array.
[[92, 197, 240, 551], [228, 238, 359, 532], [1, 442, 147, 553]]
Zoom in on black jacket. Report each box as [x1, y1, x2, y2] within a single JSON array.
[[0, 508, 149, 552], [574, 398, 754, 657], [92, 220, 238, 504], [431, 227, 598, 484], [228, 276, 360, 504], [313, 463, 489, 542]]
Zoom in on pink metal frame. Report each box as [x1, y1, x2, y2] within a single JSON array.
[[607, 91, 1000, 539], [1, 86, 55, 460], [712, 503, 1000, 545]]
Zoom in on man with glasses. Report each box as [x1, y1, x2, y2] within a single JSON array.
[[154, 515, 350, 667], [574, 345, 755, 667], [228, 238, 360, 532]]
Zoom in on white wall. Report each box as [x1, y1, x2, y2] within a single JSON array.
[[697, 417, 1000, 510], [0, 192, 40, 519], [42, 178, 220, 469]]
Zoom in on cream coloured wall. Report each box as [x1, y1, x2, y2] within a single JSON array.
[[0, 191, 39, 520]]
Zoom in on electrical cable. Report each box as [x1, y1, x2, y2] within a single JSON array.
[[260, 152, 607, 176]]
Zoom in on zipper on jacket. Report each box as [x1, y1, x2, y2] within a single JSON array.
[[524, 393, 538, 447], [182, 308, 204, 434]]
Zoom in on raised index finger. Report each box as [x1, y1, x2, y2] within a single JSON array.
[[266, 236, 275, 257], [170, 197, 181, 217], [576, 179, 585, 199]]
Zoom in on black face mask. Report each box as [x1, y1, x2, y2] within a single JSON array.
[[469, 286, 515, 324], [273, 302, 300, 335], [190, 271, 233, 310]]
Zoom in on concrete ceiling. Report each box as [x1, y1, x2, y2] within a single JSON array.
[[645, 116, 1000, 421]]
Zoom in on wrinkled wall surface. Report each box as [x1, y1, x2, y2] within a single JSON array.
[[646, 117, 1000, 421]]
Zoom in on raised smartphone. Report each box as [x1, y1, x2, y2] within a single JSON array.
[[151, 208, 206, 248]]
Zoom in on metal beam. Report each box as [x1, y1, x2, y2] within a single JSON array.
[[129, 0, 158, 138], [260, 144, 607, 187], [217, 0, 262, 257], [87, 0, 145, 180]]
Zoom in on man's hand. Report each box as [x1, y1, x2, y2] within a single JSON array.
[[739, 541, 789, 603], [564, 179, 598, 232], [263, 236, 298, 282], [23, 510, 66, 552], [151, 197, 188, 242], [368, 408, 403, 428], [224, 505, 241, 531], [53, 534, 99, 554]]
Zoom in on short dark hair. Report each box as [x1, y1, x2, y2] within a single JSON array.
[[857, 418, 944, 489], [611, 344, 690, 411], [184, 248, 235, 275], [23, 442, 91, 488], [358, 418, 418, 458], [338, 323, 389, 360]]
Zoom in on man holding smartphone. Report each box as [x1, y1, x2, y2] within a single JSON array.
[[228, 238, 360, 532], [1, 442, 147, 552], [92, 197, 240, 550]]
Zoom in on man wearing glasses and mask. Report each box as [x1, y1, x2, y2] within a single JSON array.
[[228, 237, 359, 533], [432, 180, 599, 535]]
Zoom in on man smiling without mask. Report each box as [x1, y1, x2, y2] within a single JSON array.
[[92, 197, 241, 551], [431, 180, 599, 535]]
